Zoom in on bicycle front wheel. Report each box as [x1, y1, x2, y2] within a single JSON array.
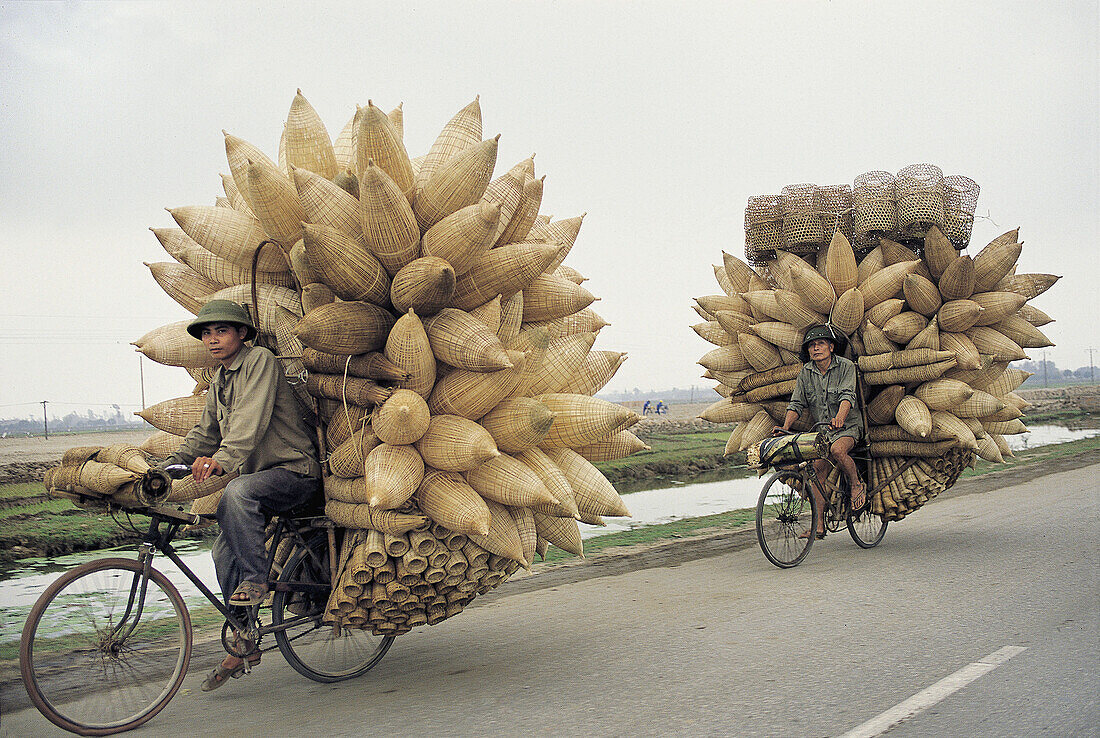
[[272, 537, 394, 683], [847, 506, 888, 548], [20, 557, 191, 736], [756, 471, 818, 568]]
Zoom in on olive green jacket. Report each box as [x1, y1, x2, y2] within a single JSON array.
[[786, 355, 864, 437], [165, 345, 320, 478]]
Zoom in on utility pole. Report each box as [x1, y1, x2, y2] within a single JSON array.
[[1089, 348, 1096, 383], [41, 400, 48, 439], [139, 354, 146, 409], [1042, 351, 1048, 387]]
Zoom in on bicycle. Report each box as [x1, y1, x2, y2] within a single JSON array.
[[19, 468, 395, 736], [754, 427, 890, 568]]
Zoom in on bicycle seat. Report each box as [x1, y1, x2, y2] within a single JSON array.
[[270, 490, 327, 520]]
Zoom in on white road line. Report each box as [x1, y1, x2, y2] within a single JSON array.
[[837, 645, 1027, 738]]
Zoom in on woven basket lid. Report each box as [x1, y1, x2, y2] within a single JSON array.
[[373, 389, 431, 445]]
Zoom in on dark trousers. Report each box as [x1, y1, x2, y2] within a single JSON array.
[[212, 467, 320, 607]]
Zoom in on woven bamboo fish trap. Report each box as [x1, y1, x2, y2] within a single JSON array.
[[534, 394, 639, 449], [356, 102, 414, 196], [134, 320, 218, 369], [302, 223, 390, 304], [970, 292, 1027, 326], [421, 201, 500, 276], [465, 453, 558, 508], [478, 397, 555, 453], [895, 164, 946, 237], [415, 415, 499, 472], [542, 447, 630, 518], [296, 301, 397, 355], [358, 160, 421, 276], [363, 443, 425, 509], [413, 97, 483, 194], [521, 274, 597, 323], [169, 205, 286, 272], [424, 308, 512, 371], [526, 307, 610, 339], [415, 470, 491, 536], [136, 394, 207, 436], [994, 315, 1053, 348], [937, 256, 975, 301], [246, 159, 306, 249], [413, 136, 499, 232], [328, 425, 381, 477], [382, 310, 437, 400], [450, 242, 561, 310], [428, 352, 526, 420], [373, 389, 431, 445]]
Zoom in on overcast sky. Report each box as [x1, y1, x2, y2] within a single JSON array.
[[1, 1, 1097, 419]]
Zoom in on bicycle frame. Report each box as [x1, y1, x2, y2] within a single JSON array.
[[111, 506, 334, 650]]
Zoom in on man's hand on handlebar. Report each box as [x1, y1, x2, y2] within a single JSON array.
[[192, 456, 224, 483], [771, 426, 790, 437]]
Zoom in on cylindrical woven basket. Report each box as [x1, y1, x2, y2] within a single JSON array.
[[779, 183, 824, 253], [895, 164, 946, 237], [852, 171, 897, 245], [942, 175, 980, 248], [744, 194, 783, 263]]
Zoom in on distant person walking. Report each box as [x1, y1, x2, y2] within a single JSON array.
[[655, 400, 666, 414], [642, 400, 651, 415]]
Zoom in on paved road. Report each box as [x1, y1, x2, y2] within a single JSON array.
[[4, 463, 1097, 737]]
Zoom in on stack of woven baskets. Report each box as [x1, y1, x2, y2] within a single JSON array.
[[46, 92, 644, 635], [697, 186, 1058, 521]]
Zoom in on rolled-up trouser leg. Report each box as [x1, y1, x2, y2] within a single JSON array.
[[214, 468, 320, 605]]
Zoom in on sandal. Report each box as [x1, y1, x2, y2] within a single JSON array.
[[850, 481, 867, 512], [229, 581, 269, 607], [798, 529, 827, 540], [201, 652, 260, 692]]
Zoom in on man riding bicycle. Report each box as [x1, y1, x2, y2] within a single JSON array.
[[772, 323, 866, 539], [159, 300, 321, 690]]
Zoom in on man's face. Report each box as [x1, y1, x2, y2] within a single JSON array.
[[808, 338, 834, 362], [201, 323, 247, 362]]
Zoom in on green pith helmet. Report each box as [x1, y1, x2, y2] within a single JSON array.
[[800, 323, 847, 363], [187, 300, 257, 341]]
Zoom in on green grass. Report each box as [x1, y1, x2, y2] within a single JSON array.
[[0, 498, 73, 519], [539, 508, 758, 563], [0, 482, 45, 501]]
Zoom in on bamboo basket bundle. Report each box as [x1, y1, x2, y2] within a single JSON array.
[[50, 92, 644, 636], [701, 178, 1055, 522]]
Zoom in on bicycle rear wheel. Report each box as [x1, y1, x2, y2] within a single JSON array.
[[847, 506, 888, 548], [272, 537, 394, 683], [20, 557, 191, 736], [756, 471, 818, 568]]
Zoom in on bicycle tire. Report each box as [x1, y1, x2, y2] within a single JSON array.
[[272, 536, 395, 683], [847, 506, 888, 548], [20, 557, 191, 736], [756, 470, 819, 568]]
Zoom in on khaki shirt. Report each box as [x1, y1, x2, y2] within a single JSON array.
[[166, 345, 320, 478], [786, 355, 863, 436]]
